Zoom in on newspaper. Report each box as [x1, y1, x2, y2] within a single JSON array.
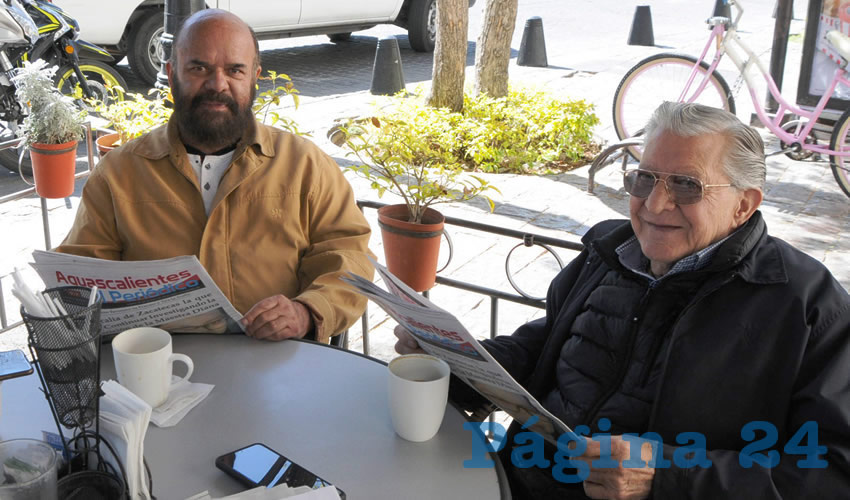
[[30, 250, 244, 337], [342, 260, 573, 445]]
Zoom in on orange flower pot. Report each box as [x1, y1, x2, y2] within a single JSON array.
[[95, 132, 120, 157], [377, 204, 445, 292], [30, 140, 78, 199]]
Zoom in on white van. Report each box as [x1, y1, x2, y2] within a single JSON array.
[[57, 0, 475, 85]]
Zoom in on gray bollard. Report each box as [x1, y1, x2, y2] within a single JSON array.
[[713, 0, 732, 19], [628, 6, 655, 46], [370, 36, 406, 96], [517, 17, 548, 67]]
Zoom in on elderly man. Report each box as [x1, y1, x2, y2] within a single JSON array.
[[57, 9, 373, 343], [397, 102, 850, 498]]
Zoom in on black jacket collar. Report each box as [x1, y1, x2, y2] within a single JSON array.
[[582, 211, 787, 285]]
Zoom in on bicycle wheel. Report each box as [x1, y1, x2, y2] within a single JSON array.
[[828, 107, 850, 198], [613, 53, 736, 160]]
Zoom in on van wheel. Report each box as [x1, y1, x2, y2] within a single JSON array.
[[408, 0, 436, 52], [128, 10, 165, 86], [328, 33, 352, 42]]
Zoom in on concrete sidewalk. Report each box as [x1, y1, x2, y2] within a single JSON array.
[[1, 1, 848, 361]]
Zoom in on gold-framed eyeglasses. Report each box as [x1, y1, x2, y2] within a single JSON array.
[[622, 169, 732, 205]]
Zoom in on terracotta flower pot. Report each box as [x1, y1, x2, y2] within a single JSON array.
[[377, 204, 444, 292], [30, 140, 78, 199], [95, 132, 120, 157]]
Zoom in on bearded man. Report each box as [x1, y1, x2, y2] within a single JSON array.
[[57, 9, 373, 343]]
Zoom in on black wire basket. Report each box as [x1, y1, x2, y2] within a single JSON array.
[[21, 285, 130, 498], [22, 286, 102, 430]]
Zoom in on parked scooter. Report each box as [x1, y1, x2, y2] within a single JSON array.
[[0, 0, 128, 175]]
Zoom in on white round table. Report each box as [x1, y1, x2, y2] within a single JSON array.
[[2, 335, 509, 499]]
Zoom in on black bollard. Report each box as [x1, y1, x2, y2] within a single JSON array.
[[627, 6, 655, 46], [517, 17, 548, 67], [370, 36, 406, 96], [713, 0, 732, 19]]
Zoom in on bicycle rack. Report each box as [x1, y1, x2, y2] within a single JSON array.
[[586, 137, 643, 193]]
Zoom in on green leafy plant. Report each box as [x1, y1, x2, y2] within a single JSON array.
[[339, 86, 598, 223], [12, 60, 86, 147], [342, 115, 499, 224], [90, 87, 173, 145], [350, 86, 600, 176], [459, 87, 600, 173], [253, 70, 306, 135]]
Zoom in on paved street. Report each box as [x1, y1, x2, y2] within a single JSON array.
[[1, 0, 847, 362]]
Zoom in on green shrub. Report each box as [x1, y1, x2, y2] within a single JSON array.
[[358, 86, 600, 175]]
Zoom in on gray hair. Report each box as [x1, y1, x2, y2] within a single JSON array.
[[642, 101, 766, 191]]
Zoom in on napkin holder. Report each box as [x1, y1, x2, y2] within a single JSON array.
[[22, 285, 127, 499]]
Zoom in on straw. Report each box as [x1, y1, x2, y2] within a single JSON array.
[[49, 295, 97, 365]]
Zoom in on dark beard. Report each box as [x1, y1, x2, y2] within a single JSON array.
[[172, 75, 257, 150]]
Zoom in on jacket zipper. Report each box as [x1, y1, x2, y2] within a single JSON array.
[[638, 325, 667, 387], [636, 279, 685, 387], [646, 271, 738, 428]]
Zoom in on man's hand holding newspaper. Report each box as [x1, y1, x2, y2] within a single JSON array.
[[341, 259, 573, 445]]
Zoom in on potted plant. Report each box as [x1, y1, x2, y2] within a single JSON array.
[[13, 60, 86, 199], [89, 87, 172, 155], [342, 114, 498, 292]]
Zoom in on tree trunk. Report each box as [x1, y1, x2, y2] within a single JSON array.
[[474, 0, 518, 98], [426, 0, 468, 112]]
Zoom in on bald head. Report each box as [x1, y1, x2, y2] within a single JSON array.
[[166, 9, 261, 153], [171, 9, 260, 71]]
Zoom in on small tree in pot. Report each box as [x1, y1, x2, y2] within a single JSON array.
[[13, 60, 86, 199], [89, 87, 173, 155], [342, 113, 498, 291]]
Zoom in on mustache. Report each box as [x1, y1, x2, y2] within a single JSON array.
[[190, 91, 239, 114]]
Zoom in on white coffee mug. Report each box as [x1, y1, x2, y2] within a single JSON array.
[[112, 327, 193, 408], [387, 354, 450, 442]]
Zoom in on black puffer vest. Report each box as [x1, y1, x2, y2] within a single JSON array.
[[541, 264, 703, 435]]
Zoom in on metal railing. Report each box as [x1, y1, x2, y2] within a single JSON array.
[[355, 200, 584, 355], [0, 123, 96, 334]]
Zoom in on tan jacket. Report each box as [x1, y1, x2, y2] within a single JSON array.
[[57, 119, 374, 342]]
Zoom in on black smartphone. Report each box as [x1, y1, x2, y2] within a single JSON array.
[[0, 349, 33, 381], [215, 443, 345, 499]]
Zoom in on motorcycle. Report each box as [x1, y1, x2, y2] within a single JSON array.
[[0, 0, 128, 175]]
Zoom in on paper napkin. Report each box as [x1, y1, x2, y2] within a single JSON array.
[[150, 377, 214, 427], [100, 380, 152, 499]]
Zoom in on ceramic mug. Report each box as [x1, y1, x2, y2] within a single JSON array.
[[387, 354, 450, 442], [112, 327, 193, 408]]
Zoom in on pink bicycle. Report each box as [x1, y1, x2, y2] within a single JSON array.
[[612, 0, 850, 198]]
